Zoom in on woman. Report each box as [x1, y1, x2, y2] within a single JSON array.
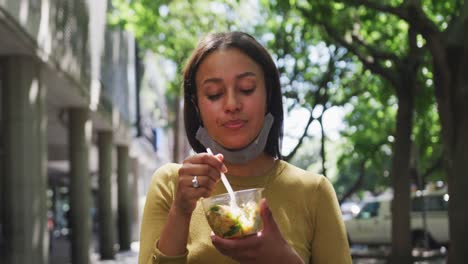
[[139, 32, 351, 264]]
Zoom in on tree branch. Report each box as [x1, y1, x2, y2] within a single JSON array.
[[338, 138, 389, 202], [318, 113, 328, 176], [421, 156, 443, 180], [341, 0, 440, 40], [284, 111, 315, 161], [339, 160, 366, 204], [351, 34, 400, 62], [333, 87, 367, 107], [295, 4, 399, 87], [340, 0, 409, 20], [320, 22, 399, 87]]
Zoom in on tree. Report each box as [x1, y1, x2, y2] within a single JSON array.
[[309, 1, 467, 262], [335, 71, 443, 202], [254, 8, 363, 175], [273, 2, 422, 260], [274, 0, 468, 263], [263, 0, 460, 261], [335, 73, 396, 201]]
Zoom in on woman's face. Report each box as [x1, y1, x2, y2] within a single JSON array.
[[195, 48, 267, 150]]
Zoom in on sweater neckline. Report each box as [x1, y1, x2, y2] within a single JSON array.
[[224, 160, 285, 188]]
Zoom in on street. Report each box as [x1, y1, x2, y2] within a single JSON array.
[[351, 245, 447, 263]]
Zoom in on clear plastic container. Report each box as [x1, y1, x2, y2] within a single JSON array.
[[201, 188, 264, 238]]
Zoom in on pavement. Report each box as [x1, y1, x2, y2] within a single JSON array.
[[92, 249, 139, 264], [91, 242, 139, 264], [49, 236, 447, 264], [50, 236, 139, 264]]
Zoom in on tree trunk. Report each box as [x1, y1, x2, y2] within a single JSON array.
[[434, 40, 468, 264], [318, 115, 327, 176], [390, 90, 414, 263], [445, 110, 468, 264]]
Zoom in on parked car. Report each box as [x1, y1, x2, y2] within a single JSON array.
[[344, 189, 449, 248], [340, 201, 362, 221]]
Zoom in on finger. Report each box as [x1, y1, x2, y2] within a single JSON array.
[[179, 163, 221, 182], [214, 153, 224, 163], [211, 153, 227, 173], [179, 184, 215, 202], [260, 198, 279, 233], [181, 176, 217, 195], [184, 153, 227, 173], [211, 233, 261, 253], [210, 237, 231, 257], [211, 235, 258, 262]]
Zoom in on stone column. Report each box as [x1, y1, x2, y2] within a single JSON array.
[[130, 157, 140, 242], [68, 108, 91, 264], [117, 145, 131, 251], [97, 131, 115, 259], [1, 56, 48, 264]]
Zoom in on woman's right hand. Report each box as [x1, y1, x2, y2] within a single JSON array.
[[173, 153, 227, 217]]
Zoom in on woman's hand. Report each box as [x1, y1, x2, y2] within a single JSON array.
[[159, 153, 226, 256], [211, 199, 304, 264], [173, 153, 227, 217]]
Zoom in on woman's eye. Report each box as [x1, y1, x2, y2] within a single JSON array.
[[207, 94, 222, 100], [241, 88, 255, 95]]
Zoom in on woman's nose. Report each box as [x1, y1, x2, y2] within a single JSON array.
[[224, 91, 241, 113]]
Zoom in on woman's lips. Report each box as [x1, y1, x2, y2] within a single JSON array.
[[223, 120, 246, 129]]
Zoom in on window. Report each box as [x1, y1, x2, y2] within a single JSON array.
[[412, 195, 448, 212], [357, 201, 380, 219]]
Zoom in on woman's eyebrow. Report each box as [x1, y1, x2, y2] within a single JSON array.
[[202, 72, 256, 86], [202, 77, 223, 86], [236, 72, 256, 79]]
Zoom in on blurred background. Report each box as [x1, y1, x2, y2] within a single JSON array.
[[1, 0, 466, 263]]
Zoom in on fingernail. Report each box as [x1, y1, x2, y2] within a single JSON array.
[[221, 165, 228, 173], [211, 235, 216, 243]]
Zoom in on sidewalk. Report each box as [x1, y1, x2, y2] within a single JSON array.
[[91, 242, 140, 264], [92, 246, 139, 264], [50, 236, 139, 264]]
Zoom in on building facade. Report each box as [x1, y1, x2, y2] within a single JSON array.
[[0, 1, 169, 263]]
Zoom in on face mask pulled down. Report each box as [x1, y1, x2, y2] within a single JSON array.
[[195, 113, 274, 164]]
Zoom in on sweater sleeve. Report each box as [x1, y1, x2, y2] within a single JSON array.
[[138, 164, 188, 264], [310, 176, 352, 264]]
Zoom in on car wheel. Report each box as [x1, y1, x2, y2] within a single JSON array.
[[412, 231, 437, 249]]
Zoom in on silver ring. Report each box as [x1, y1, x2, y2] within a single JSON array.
[[192, 176, 199, 188]]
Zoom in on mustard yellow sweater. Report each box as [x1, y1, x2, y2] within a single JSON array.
[[139, 160, 351, 264]]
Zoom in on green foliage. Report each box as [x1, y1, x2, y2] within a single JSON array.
[[111, 0, 449, 195], [263, 0, 449, 195], [334, 73, 395, 196], [109, 0, 250, 97]]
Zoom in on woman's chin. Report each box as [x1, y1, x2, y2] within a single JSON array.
[[219, 141, 250, 151], [223, 145, 247, 151]]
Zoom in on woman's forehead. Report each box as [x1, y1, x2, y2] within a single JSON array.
[[196, 49, 263, 84]]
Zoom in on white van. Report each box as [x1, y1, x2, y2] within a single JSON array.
[[344, 189, 449, 248]]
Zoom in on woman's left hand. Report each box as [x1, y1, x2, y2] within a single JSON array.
[[211, 199, 304, 264]]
